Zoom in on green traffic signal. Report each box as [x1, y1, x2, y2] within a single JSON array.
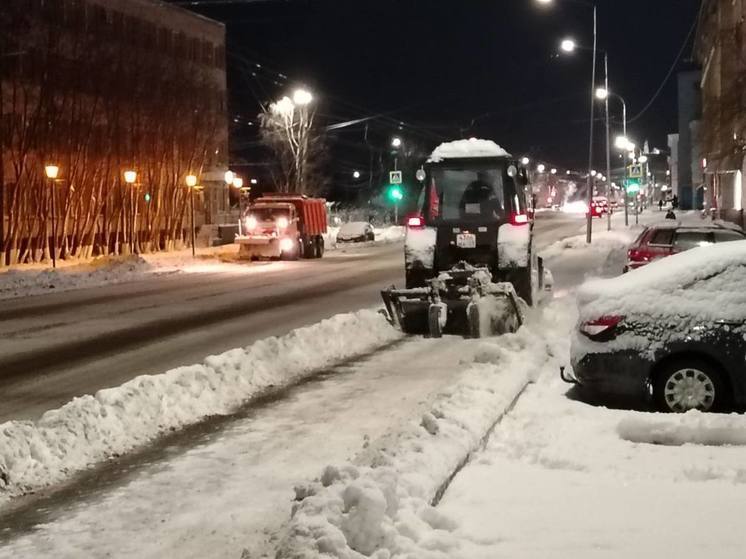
[[625, 179, 641, 194], [387, 185, 404, 201], [144, 193, 152, 202]]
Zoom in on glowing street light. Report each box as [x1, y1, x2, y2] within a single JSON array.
[[353, 170, 361, 179], [591, 170, 597, 177], [124, 170, 137, 185], [185, 174, 198, 188], [550, 168, 557, 175], [521, 156, 530, 165], [560, 38, 576, 53], [391, 137, 402, 149], [232, 176, 244, 189], [638, 155, 649, 164], [293, 88, 313, 106], [595, 87, 609, 100], [250, 178, 258, 185], [224, 170, 235, 185], [537, 164, 546, 173], [45, 164, 60, 268]]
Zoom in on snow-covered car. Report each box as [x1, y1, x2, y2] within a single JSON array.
[[570, 241, 746, 412], [624, 222, 745, 272], [404, 139, 540, 305], [336, 222, 375, 243]]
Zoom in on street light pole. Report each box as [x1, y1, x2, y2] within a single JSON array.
[[585, 4, 597, 245], [44, 165, 60, 268], [603, 52, 612, 232], [186, 174, 198, 257]]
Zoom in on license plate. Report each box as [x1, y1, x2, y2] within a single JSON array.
[[456, 233, 476, 248]]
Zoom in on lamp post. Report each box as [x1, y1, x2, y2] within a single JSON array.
[[123, 170, 137, 255], [542, 0, 598, 243], [186, 174, 198, 257], [45, 164, 60, 268]]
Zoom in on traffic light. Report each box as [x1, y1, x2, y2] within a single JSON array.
[[144, 193, 152, 202], [625, 179, 641, 194], [387, 185, 404, 202]]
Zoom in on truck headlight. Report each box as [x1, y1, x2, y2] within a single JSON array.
[[246, 216, 258, 231], [279, 238, 295, 252], [276, 216, 289, 229]]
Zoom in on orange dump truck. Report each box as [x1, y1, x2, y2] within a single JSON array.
[[237, 194, 328, 260]]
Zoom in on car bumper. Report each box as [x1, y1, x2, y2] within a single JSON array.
[[571, 350, 653, 400]]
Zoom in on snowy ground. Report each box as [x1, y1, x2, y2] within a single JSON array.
[[0, 226, 405, 300], [2, 210, 740, 558]]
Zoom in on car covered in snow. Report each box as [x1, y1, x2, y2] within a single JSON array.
[[570, 241, 746, 412], [336, 221, 375, 243], [404, 138, 540, 305], [624, 222, 745, 272]]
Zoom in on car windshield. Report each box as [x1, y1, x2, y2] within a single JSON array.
[[251, 207, 290, 221], [426, 163, 518, 223]]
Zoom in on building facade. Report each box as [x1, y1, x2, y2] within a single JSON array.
[[0, 0, 229, 264], [695, 0, 746, 224], [676, 69, 702, 210]]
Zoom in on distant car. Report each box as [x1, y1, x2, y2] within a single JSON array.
[[624, 222, 745, 272], [337, 221, 375, 243], [570, 241, 746, 412], [589, 197, 608, 218]]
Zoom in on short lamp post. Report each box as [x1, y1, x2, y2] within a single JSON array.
[[186, 174, 198, 258], [123, 170, 138, 255], [44, 164, 60, 268]]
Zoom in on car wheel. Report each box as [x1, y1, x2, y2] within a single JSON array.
[[315, 236, 325, 258], [654, 359, 727, 413]]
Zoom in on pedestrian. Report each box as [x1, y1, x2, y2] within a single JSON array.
[[672, 195, 679, 209], [665, 209, 677, 220], [658, 199, 663, 212]]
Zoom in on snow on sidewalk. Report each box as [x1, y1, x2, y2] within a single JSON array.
[[276, 301, 572, 559], [0, 309, 401, 504], [438, 372, 746, 559]]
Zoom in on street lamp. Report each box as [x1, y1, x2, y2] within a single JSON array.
[[224, 170, 235, 185], [124, 170, 137, 255], [537, 164, 546, 173], [551, 1, 598, 243], [521, 156, 530, 165], [186, 174, 198, 258], [293, 88, 313, 106], [560, 38, 576, 53], [550, 168, 557, 175], [353, 170, 361, 179], [250, 178, 258, 185], [45, 164, 60, 268], [391, 137, 402, 149]]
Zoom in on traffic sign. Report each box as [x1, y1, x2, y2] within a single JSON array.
[[628, 164, 643, 178], [389, 170, 403, 185]]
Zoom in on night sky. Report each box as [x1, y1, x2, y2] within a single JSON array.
[[172, 0, 701, 181]]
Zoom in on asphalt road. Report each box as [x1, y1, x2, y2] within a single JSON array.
[[0, 213, 588, 422]]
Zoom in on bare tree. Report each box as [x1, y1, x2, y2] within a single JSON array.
[[259, 93, 326, 195]]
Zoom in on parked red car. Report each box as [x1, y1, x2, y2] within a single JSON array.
[[589, 197, 608, 218], [624, 222, 745, 272]]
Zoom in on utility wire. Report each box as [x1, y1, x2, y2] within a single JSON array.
[[627, 12, 699, 124]]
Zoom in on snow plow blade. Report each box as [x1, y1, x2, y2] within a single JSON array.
[[381, 264, 524, 338]]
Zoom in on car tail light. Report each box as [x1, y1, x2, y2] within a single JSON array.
[[580, 315, 624, 340], [407, 214, 425, 229], [510, 212, 529, 226], [627, 247, 652, 262]]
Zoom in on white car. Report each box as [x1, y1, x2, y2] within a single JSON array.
[[336, 222, 375, 243]]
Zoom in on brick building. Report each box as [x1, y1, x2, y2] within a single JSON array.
[[695, 0, 746, 224]]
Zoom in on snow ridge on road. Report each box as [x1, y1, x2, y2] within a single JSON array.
[[0, 309, 401, 504], [277, 303, 569, 559]]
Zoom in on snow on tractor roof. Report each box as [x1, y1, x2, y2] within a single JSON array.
[[428, 138, 511, 162]]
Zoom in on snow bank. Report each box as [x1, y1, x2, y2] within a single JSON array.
[[428, 139, 510, 162], [277, 303, 569, 558], [617, 411, 746, 447], [0, 310, 401, 503], [0, 256, 154, 300], [539, 228, 637, 261]]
